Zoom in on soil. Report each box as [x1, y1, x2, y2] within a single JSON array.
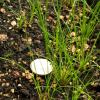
[[0, 0, 100, 100]]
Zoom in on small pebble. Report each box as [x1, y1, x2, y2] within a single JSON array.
[[68, 20, 71, 22], [96, 92, 100, 99], [22, 61, 27, 64], [11, 89, 15, 93], [7, 20, 10, 23], [7, 14, 11, 17], [0, 92, 3, 95], [2, 79, 6, 81], [22, 72, 25, 77], [71, 45, 76, 53], [27, 51, 33, 57], [86, 62, 89, 66], [77, 49, 80, 53], [47, 16, 53, 21], [3, 20, 6, 22], [3, 94, 9, 96], [6, 0, 10, 3], [84, 43, 89, 51], [11, 20, 17, 27], [25, 73, 32, 80], [22, 37, 32, 45], [66, 15, 69, 19], [20, 89, 29, 96], [0, 8, 6, 13], [12, 70, 20, 78], [69, 82, 72, 85], [5, 72, 8, 75], [94, 70, 100, 77], [27, 37, 32, 45], [79, 13, 83, 17], [81, 94, 88, 99], [70, 32, 76, 37], [13, 98, 17, 100], [11, 60, 16, 65], [8, 69, 11, 72], [25, 70, 30, 74], [18, 58, 22, 61], [60, 15, 64, 20], [29, 79, 33, 83], [34, 40, 41, 44], [0, 34, 8, 42], [6, 82, 10, 86], [2, 83, 6, 86], [91, 82, 99, 87], [18, 84, 22, 87], [43, 5, 46, 11], [0, 73, 5, 77], [93, 56, 97, 60]]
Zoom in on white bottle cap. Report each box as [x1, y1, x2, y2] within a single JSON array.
[[30, 58, 53, 75]]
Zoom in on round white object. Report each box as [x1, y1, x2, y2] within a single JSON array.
[[30, 58, 53, 75], [11, 20, 17, 27]]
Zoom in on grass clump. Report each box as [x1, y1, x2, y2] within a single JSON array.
[[26, 0, 99, 99]]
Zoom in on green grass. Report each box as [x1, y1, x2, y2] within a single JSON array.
[[0, 0, 100, 99]]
